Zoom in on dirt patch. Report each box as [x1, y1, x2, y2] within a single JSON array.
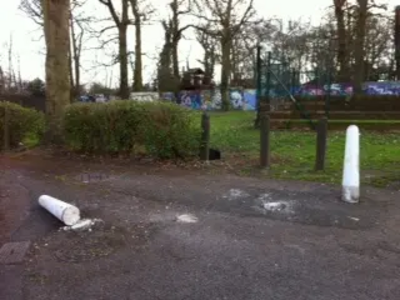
[[53, 230, 125, 263], [27, 221, 160, 265]]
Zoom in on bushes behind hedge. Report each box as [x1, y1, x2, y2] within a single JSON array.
[[63, 100, 201, 159], [0, 101, 45, 150]]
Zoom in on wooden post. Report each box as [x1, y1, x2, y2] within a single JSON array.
[[260, 112, 270, 168], [200, 112, 210, 161], [315, 117, 328, 171], [3, 104, 10, 151]]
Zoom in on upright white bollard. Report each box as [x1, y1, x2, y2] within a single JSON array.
[[342, 125, 360, 203], [38, 195, 81, 225]]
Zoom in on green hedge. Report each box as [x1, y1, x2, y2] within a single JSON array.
[[63, 100, 201, 159], [0, 101, 45, 150]]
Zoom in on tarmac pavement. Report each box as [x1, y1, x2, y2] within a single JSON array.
[[1, 156, 400, 300]]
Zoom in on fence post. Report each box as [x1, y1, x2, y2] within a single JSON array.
[[3, 104, 10, 151], [254, 45, 262, 128], [260, 111, 270, 168], [266, 51, 272, 110], [315, 117, 328, 171], [200, 112, 210, 161]]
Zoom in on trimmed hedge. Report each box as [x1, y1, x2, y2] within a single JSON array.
[[63, 100, 201, 159], [0, 101, 45, 150]]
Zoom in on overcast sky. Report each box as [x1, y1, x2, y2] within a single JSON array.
[[0, 0, 395, 87]]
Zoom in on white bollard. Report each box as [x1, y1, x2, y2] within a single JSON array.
[[342, 125, 360, 203], [38, 195, 81, 225]]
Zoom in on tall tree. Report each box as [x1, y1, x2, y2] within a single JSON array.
[[352, 0, 369, 94], [20, 0, 89, 100], [168, 0, 191, 80], [69, 9, 84, 99], [128, 0, 153, 91], [98, 0, 130, 99], [196, 26, 218, 82], [41, 0, 71, 142], [352, 0, 386, 93], [194, 0, 256, 110], [333, 0, 351, 82], [157, 21, 180, 93]]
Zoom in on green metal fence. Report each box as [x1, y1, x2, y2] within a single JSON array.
[[256, 48, 316, 129]]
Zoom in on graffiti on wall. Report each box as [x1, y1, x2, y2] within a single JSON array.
[[159, 81, 400, 111], [161, 89, 257, 110], [129, 92, 158, 102], [296, 81, 400, 96]]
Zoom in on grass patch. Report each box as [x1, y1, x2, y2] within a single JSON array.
[[209, 111, 400, 187]]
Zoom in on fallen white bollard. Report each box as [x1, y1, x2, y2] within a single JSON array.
[[38, 195, 81, 226], [342, 125, 360, 203]]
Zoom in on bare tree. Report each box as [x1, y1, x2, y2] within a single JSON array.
[[157, 21, 180, 93], [129, 0, 154, 91], [352, 0, 369, 94], [20, 0, 90, 100], [41, 0, 71, 142], [19, 0, 43, 26], [168, 0, 192, 79], [70, 10, 85, 99], [7, 35, 16, 92], [352, 0, 386, 94], [193, 0, 256, 110], [98, 0, 130, 99], [363, 14, 393, 80], [333, 0, 351, 82], [196, 26, 218, 82]]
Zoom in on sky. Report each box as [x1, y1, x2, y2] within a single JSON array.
[[0, 0, 396, 88]]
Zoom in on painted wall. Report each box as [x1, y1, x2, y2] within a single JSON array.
[[129, 92, 158, 102], [161, 89, 257, 110], [160, 82, 400, 111], [296, 81, 400, 96]]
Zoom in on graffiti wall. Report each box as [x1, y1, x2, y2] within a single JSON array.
[[159, 81, 400, 111], [161, 89, 257, 110], [129, 92, 158, 102], [297, 81, 400, 96]]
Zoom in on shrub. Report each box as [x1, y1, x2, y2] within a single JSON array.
[[62, 100, 201, 159], [139, 102, 201, 159], [0, 101, 45, 150], [63, 101, 144, 153]]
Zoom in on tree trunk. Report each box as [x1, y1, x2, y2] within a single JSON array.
[[42, 0, 71, 143], [353, 0, 368, 95], [131, 0, 143, 92], [172, 41, 180, 79], [70, 15, 81, 100], [118, 26, 129, 99], [73, 49, 80, 98], [334, 0, 350, 82], [132, 20, 143, 91], [68, 43, 74, 100], [220, 38, 231, 111]]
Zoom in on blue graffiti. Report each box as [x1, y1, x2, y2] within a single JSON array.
[[160, 81, 400, 111]]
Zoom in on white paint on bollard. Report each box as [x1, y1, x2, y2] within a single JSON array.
[[342, 125, 360, 203], [38, 195, 81, 226]]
